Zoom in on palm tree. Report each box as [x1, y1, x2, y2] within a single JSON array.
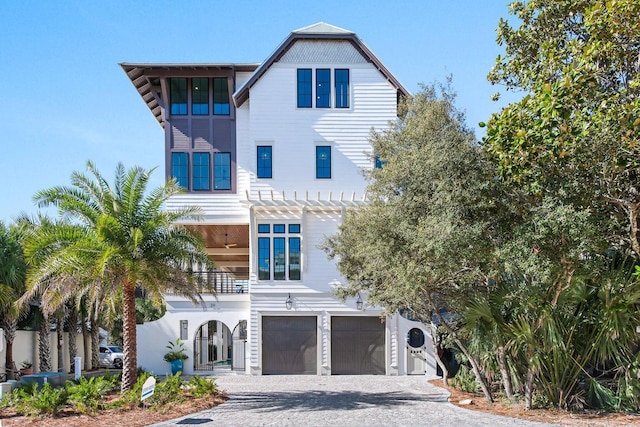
[[0, 221, 26, 380], [23, 161, 213, 392]]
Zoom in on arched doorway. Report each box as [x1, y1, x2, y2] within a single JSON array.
[[193, 320, 232, 371]]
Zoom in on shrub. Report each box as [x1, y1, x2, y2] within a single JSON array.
[[13, 382, 68, 416], [187, 375, 218, 397], [67, 376, 115, 413], [451, 364, 481, 393], [149, 373, 185, 407]]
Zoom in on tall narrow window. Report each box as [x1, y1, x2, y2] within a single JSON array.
[[214, 152, 231, 190], [273, 237, 286, 280], [257, 146, 272, 178], [192, 153, 210, 190], [171, 152, 188, 188], [258, 237, 270, 280], [335, 69, 349, 108], [316, 146, 331, 179], [170, 78, 188, 115], [316, 69, 330, 108], [289, 237, 301, 280], [297, 69, 312, 108], [213, 78, 230, 115], [192, 78, 209, 115]]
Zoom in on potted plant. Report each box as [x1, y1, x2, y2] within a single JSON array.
[[163, 338, 188, 374], [19, 361, 33, 376]]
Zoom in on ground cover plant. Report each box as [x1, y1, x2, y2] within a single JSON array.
[[0, 371, 226, 424]]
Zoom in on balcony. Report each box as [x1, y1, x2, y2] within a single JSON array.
[[194, 270, 249, 294]]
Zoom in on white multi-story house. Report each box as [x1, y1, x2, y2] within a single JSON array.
[[121, 22, 436, 377]]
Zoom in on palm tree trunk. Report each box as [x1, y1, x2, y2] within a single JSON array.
[[66, 307, 78, 373], [121, 280, 138, 392], [57, 316, 64, 372], [524, 366, 535, 409], [82, 314, 91, 371], [1, 317, 17, 380], [91, 316, 100, 370], [496, 345, 515, 401], [38, 313, 52, 372]]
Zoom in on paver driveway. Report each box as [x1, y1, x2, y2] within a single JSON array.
[[153, 375, 558, 427]]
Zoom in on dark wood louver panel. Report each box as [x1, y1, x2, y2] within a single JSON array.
[[262, 316, 317, 375], [331, 316, 385, 375], [171, 119, 190, 149], [192, 119, 212, 149]]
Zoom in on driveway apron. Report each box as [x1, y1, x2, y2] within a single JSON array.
[[152, 375, 559, 427]]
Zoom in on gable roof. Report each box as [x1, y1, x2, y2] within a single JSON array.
[[233, 22, 409, 107]]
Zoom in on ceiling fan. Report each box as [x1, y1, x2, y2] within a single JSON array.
[[224, 233, 237, 249]]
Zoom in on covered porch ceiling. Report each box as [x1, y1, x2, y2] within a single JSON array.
[[186, 224, 249, 279]]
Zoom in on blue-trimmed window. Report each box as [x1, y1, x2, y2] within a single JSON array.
[[257, 146, 272, 179], [170, 78, 188, 115], [288, 224, 300, 233], [335, 69, 349, 108], [256, 223, 301, 281], [171, 152, 188, 188], [316, 69, 330, 108], [289, 237, 301, 280], [214, 152, 231, 190], [258, 237, 270, 280], [192, 78, 209, 115], [316, 146, 331, 179], [374, 155, 386, 169], [297, 69, 312, 108], [273, 237, 286, 280], [213, 78, 230, 115], [192, 153, 210, 190]]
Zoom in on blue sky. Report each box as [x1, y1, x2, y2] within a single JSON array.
[[0, 0, 519, 223]]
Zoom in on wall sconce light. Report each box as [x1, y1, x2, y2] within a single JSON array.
[[356, 293, 364, 311], [285, 293, 293, 310]]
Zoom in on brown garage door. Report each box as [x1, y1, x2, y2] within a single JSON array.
[[331, 316, 385, 375], [262, 316, 317, 374]]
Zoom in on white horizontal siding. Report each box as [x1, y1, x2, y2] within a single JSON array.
[[242, 62, 397, 196], [166, 194, 248, 222]]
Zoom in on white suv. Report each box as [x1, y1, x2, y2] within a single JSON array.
[[99, 346, 124, 369]]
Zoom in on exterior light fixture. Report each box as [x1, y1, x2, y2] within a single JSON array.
[[356, 293, 364, 311], [285, 293, 293, 310]]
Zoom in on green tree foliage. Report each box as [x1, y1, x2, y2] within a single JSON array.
[[21, 161, 214, 392], [484, 0, 640, 254], [0, 221, 26, 380], [324, 83, 499, 401]]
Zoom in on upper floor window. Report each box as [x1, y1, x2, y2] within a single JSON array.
[[192, 152, 210, 190], [316, 69, 330, 108], [192, 78, 209, 115], [213, 78, 230, 115], [170, 78, 188, 115], [171, 152, 189, 188], [316, 146, 332, 179], [374, 155, 386, 169], [335, 69, 350, 108], [257, 223, 301, 281], [297, 69, 312, 108], [257, 146, 272, 179], [214, 152, 231, 190]]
